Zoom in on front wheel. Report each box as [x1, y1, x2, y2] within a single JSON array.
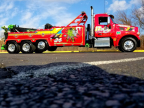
[[118, 37, 137, 52]]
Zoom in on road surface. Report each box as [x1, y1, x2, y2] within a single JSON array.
[[0, 52, 144, 79], [0, 52, 144, 108]]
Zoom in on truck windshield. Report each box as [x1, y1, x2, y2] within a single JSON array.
[[110, 17, 116, 24]]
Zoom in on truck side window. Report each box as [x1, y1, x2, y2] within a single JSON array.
[[99, 17, 108, 25]]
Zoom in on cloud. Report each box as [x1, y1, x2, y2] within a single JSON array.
[[108, 0, 129, 12], [0, 0, 18, 27], [21, 11, 33, 22], [13, 0, 82, 2], [0, 1, 14, 13], [105, 1, 108, 5], [20, 1, 76, 28], [108, 0, 141, 13], [0, 14, 4, 18], [130, 0, 141, 5], [0, 18, 9, 26], [33, 0, 82, 3], [11, 8, 19, 17], [0, 0, 81, 38], [134, 5, 144, 19], [54, 12, 74, 26]]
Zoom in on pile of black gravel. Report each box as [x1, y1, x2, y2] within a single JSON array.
[[0, 65, 144, 108]]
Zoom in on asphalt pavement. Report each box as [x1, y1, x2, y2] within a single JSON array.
[[0, 52, 144, 66], [0, 52, 144, 108]]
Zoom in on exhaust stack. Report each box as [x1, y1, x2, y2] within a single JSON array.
[[91, 6, 94, 37]]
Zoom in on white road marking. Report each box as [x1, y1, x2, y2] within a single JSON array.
[[1, 57, 144, 82], [84, 57, 144, 65]]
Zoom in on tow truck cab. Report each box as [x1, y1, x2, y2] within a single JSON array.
[[89, 6, 140, 51]]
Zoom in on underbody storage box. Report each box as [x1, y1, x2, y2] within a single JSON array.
[[94, 37, 110, 47]]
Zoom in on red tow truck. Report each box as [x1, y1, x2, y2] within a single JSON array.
[[1, 6, 140, 53]]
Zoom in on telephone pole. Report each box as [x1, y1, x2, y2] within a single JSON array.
[[104, 0, 105, 13]]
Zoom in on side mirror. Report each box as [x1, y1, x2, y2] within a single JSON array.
[[107, 17, 110, 25]]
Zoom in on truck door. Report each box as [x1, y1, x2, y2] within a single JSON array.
[[95, 16, 112, 37]]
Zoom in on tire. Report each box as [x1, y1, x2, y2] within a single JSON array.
[[118, 46, 123, 52], [6, 41, 20, 54], [47, 46, 57, 51], [21, 41, 35, 53], [35, 41, 48, 53], [119, 37, 137, 52]]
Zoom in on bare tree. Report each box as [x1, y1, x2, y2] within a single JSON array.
[[132, 0, 144, 30], [114, 0, 144, 32], [115, 10, 132, 25], [1, 37, 5, 41]]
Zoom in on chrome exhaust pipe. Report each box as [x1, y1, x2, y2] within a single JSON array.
[[91, 6, 94, 37]]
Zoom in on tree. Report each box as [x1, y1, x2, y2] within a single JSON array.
[[115, 11, 132, 26], [115, 0, 144, 32], [132, 0, 144, 31], [1, 37, 5, 41]]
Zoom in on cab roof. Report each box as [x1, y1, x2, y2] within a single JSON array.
[[95, 13, 114, 19]]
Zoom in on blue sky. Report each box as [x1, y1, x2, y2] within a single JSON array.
[[0, 0, 141, 38]]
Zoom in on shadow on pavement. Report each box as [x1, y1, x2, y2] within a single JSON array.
[[0, 62, 144, 108]]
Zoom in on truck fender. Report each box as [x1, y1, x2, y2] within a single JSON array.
[[5, 40, 20, 45], [46, 38, 52, 47], [116, 35, 140, 47]]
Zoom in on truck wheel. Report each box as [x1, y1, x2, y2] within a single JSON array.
[[35, 41, 47, 53], [47, 46, 57, 51], [119, 37, 137, 52], [7, 41, 20, 54], [118, 46, 123, 52], [21, 41, 35, 53]]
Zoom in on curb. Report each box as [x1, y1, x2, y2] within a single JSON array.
[[1, 50, 144, 53], [133, 50, 144, 52]]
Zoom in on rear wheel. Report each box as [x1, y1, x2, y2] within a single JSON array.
[[118, 37, 137, 52], [21, 41, 35, 53], [35, 41, 48, 53], [6, 41, 20, 54]]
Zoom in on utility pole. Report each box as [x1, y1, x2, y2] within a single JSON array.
[[104, 0, 105, 13]]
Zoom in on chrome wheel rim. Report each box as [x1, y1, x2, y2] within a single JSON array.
[[8, 44, 15, 52], [124, 40, 134, 50], [38, 41, 45, 50], [22, 43, 30, 52]]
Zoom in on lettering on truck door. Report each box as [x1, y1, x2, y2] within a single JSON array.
[[95, 16, 111, 37]]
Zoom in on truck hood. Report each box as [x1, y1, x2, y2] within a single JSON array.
[[116, 24, 139, 33]]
